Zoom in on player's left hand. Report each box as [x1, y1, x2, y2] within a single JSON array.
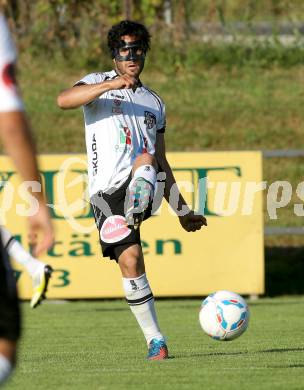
[[179, 211, 207, 232]]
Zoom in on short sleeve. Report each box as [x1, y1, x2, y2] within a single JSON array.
[[156, 101, 166, 133], [0, 14, 23, 112], [73, 72, 108, 106], [74, 72, 107, 87]]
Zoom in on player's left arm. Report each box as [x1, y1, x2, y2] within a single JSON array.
[[154, 132, 207, 232]]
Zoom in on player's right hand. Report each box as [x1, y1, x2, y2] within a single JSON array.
[[109, 75, 138, 90], [28, 202, 54, 257]]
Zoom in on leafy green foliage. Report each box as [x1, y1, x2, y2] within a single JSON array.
[[2, 0, 304, 67], [147, 39, 304, 71]]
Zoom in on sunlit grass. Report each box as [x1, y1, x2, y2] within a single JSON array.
[[7, 298, 304, 390]]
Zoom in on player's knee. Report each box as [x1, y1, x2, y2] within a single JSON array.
[[118, 245, 145, 277], [133, 153, 157, 171], [119, 256, 144, 277]]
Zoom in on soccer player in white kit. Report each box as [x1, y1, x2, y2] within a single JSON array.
[[58, 20, 207, 360], [0, 14, 54, 384]]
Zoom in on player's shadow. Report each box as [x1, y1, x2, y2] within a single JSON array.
[[249, 300, 303, 306], [71, 307, 129, 313], [182, 347, 304, 359], [266, 364, 304, 369], [93, 307, 129, 312], [260, 347, 304, 353], [182, 351, 247, 359]]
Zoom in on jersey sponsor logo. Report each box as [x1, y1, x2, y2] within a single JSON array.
[[141, 135, 148, 153], [122, 126, 131, 145], [92, 134, 98, 176], [100, 215, 131, 243], [112, 97, 123, 114], [112, 107, 123, 114], [110, 93, 125, 100], [144, 111, 156, 129], [116, 125, 132, 152]]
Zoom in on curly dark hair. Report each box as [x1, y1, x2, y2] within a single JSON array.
[[107, 20, 151, 58]]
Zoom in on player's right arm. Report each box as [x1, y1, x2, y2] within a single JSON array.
[[57, 74, 137, 109]]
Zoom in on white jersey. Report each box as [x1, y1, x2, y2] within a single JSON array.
[[0, 14, 23, 112], [76, 70, 166, 196]]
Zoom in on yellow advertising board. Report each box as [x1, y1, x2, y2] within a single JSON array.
[[0, 152, 264, 298]]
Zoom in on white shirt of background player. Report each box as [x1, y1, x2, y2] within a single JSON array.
[[0, 14, 23, 112]]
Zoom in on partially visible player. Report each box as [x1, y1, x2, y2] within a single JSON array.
[[1, 226, 53, 308], [0, 14, 54, 385]]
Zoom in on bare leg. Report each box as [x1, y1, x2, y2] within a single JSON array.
[[118, 243, 145, 277]]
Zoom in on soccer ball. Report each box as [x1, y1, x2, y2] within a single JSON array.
[[199, 290, 249, 341]]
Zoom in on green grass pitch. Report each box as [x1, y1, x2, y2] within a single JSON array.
[[6, 297, 304, 390]]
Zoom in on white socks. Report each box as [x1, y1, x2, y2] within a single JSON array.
[[133, 165, 156, 188], [122, 273, 164, 345], [0, 226, 45, 278], [0, 354, 12, 385]]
